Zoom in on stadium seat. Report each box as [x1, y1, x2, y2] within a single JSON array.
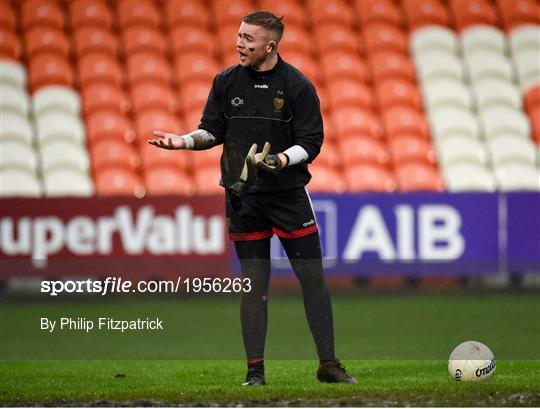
[[487, 135, 537, 167], [0, 112, 33, 144], [353, 0, 402, 28], [0, 60, 27, 89], [122, 26, 166, 57], [90, 139, 139, 173], [131, 82, 178, 115], [525, 85, 540, 115], [344, 164, 397, 192], [509, 25, 540, 56], [472, 78, 521, 111], [81, 83, 130, 117], [313, 24, 361, 56], [314, 142, 341, 169], [32, 85, 81, 117], [169, 27, 216, 57], [0, 2, 16, 32], [144, 168, 195, 196], [421, 78, 473, 112], [165, 0, 209, 29], [183, 109, 202, 132], [28, 53, 73, 92], [332, 107, 382, 139], [0, 84, 30, 118], [127, 53, 172, 87], [21, 0, 64, 31], [140, 141, 190, 172], [436, 136, 489, 167], [212, 0, 254, 27], [395, 163, 445, 192], [363, 24, 408, 56], [0, 169, 42, 197], [194, 166, 223, 195], [73, 27, 118, 58], [513, 49, 540, 93], [479, 106, 531, 139], [191, 148, 222, 170], [497, 0, 540, 30], [40, 140, 90, 174], [369, 51, 415, 84], [322, 113, 337, 141], [0, 140, 39, 174], [530, 106, 540, 145], [44, 168, 94, 197], [178, 80, 212, 113], [78, 53, 123, 88], [494, 163, 540, 191], [116, 0, 160, 30], [410, 26, 458, 57], [443, 163, 496, 192], [174, 53, 218, 86], [0, 29, 22, 61], [376, 79, 422, 112], [94, 168, 145, 197], [86, 111, 135, 145], [317, 86, 331, 115], [322, 51, 369, 84], [460, 25, 507, 55], [414, 51, 464, 84], [36, 111, 86, 146], [278, 25, 312, 57], [464, 49, 514, 83], [429, 107, 480, 140], [281, 52, 319, 86], [259, 0, 307, 28], [70, 0, 113, 30], [388, 136, 436, 166], [327, 79, 373, 112], [307, 0, 354, 28], [136, 110, 184, 142], [307, 165, 347, 193], [24, 27, 69, 59], [402, 0, 450, 30], [450, 0, 498, 31], [339, 136, 389, 166], [382, 107, 430, 139]]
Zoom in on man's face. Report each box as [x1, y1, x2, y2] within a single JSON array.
[[236, 22, 274, 69]]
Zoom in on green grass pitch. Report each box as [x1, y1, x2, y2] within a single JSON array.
[[1, 293, 539, 406]]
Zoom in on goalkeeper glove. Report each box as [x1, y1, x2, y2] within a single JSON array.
[[256, 152, 288, 175]]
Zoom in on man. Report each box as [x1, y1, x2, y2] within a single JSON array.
[[149, 11, 356, 386]]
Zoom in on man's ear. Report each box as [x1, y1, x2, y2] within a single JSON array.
[[268, 41, 276, 52]]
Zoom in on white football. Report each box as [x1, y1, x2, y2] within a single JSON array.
[[448, 341, 496, 382]]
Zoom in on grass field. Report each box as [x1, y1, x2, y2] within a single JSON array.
[[1, 292, 539, 406]]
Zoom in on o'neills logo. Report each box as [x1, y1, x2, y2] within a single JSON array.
[[475, 359, 496, 377], [0, 206, 225, 262]]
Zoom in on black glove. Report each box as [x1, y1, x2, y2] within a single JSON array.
[[256, 153, 288, 175]]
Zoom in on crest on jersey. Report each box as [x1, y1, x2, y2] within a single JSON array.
[[274, 97, 284, 110]]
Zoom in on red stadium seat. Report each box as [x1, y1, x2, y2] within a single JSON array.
[[402, 0, 450, 31], [258, 0, 308, 28], [317, 86, 331, 115], [90, 139, 139, 173], [82, 83, 130, 116], [217, 23, 243, 59], [353, 0, 403, 28], [24, 27, 70, 59], [169, 27, 216, 58], [321, 52, 369, 84], [192, 149, 222, 170], [194, 166, 224, 195], [525, 84, 540, 116], [70, 0, 113, 30], [307, 0, 354, 28], [450, 0, 498, 31], [322, 113, 337, 141], [315, 142, 341, 169], [86, 110, 135, 144], [277, 25, 312, 57], [369, 51, 415, 84], [183, 109, 203, 131], [178, 80, 212, 113], [174, 53, 218, 86], [313, 24, 362, 56], [388, 135, 437, 166], [29, 53, 73, 92], [122, 26, 166, 57], [116, 0, 161, 30], [363, 24, 408, 56], [333, 107, 383, 139], [165, 0, 209, 29], [140, 142, 190, 172], [0, 2, 16, 32], [73, 27, 118, 57], [95, 168, 145, 197], [144, 168, 195, 196], [382, 107, 430, 139], [395, 163, 445, 192], [339, 136, 390, 166], [280, 52, 319, 86], [127, 53, 172, 86], [21, 0, 64, 31], [326, 79, 373, 112], [529, 106, 540, 145], [131, 83, 178, 115], [375, 79, 423, 112], [212, 0, 254, 27], [308, 165, 347, 193], [497, 0, 540, 30], [344, 164, 397, 192], [78, 53, 123, 87], [0, 29, 22, 61], [136, 110, 184, 142]]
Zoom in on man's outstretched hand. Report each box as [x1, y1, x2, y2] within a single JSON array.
[[148, 131, 186, 150]]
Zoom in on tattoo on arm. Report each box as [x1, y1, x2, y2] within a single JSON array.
[[185, 129, 218, 150]]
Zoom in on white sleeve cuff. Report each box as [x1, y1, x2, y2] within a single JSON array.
[[283, 145, 309, 166]]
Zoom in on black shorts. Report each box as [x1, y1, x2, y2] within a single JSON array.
[[225, 187, 318, 241]]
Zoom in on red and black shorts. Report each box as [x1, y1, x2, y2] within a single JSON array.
[[225, 187, 318, 241]]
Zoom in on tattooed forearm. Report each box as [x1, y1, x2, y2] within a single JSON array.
[[184, 129, 218, 150]]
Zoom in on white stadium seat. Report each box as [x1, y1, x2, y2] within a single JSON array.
[[0, 112, 34, 144], [35, 111, 85, 146], [464, 49, 514, 83], [513, 48, 540, 93], [429, 107, 480, 140], [494, 163, 540, 191], [422, 79, 473, 111], [410, 26, 459, 57], [437, 136, 489, 167], [461, 25, 506, 55], [0, 60, 27, 89], [487, 136, 538, 167], [32, 85, 81, 118], [509, 25, 540, 56], [0, 140, 39, 173], [472, 78, 521, 111], [443, 163, 496, 192], [415, 51, 464, 83], [0, 169, 42, 197], [0, 84, 30, 117], [43, 168, 94, 197], [480, 106, 531, 139], [40, 140, 90, 174]]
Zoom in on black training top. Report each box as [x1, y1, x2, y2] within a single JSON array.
[[198, 54, 323, 192]]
